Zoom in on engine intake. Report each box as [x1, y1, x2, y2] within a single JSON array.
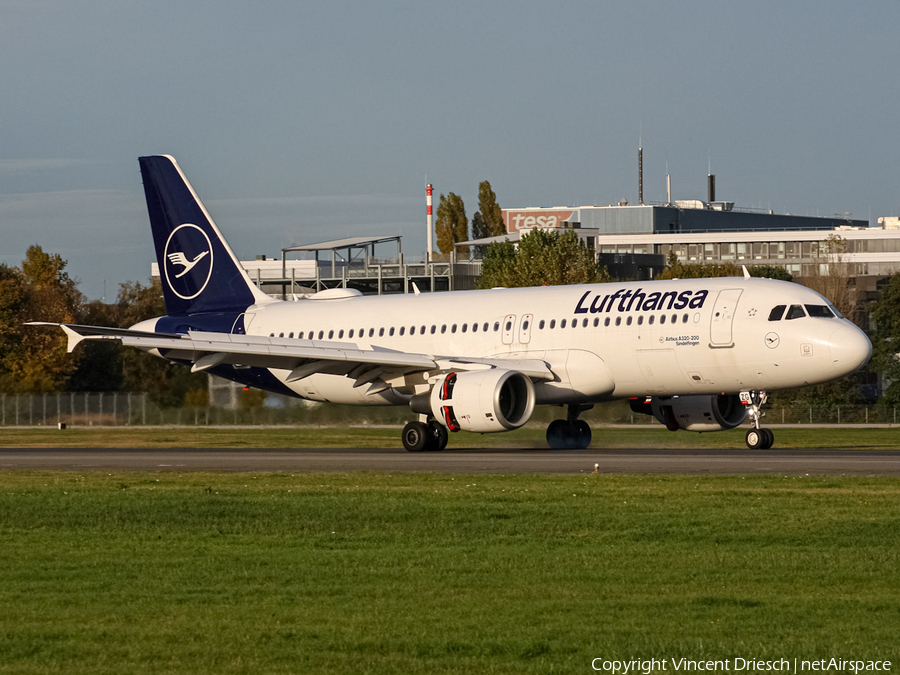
[[649, 394, 747, 432], [425, 369, 535, 433]]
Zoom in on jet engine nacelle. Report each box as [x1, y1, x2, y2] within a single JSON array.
[[650, 394, 747, 432], [428, 369, 535, 433]]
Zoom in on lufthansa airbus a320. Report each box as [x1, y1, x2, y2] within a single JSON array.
[[31, 156, 872, 451]]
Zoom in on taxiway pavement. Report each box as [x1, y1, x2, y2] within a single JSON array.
[[2, 448, 900, 475]]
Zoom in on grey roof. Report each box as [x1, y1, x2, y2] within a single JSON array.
[[283, 236, 400, 252]]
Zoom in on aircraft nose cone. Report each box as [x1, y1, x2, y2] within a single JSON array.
[[828, 323, 872, 375]]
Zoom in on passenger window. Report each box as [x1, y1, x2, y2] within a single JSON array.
[[505, 320, 512, 331], [582, 318, 588, 327], [648, 315, 655, 325], [493, 322, 500, 332], [768, 305, 786, 321], [451, 324, 457, 333], [430, 325, 436, 334], [347, 330, 352, 339], [539, 320, 545, 329], [389, 327, 395, 336], [786, 305, 806, 320], [522, 320, 529, 330], [298, 331, 304, 339], [561, 319, 567, 328], [637, 316, 643, 326], [550, 320, 556, 329], [682, 314, 688, 323], [441, 325, 447, 334], [604, 318, 610, 327], [615, 317, 622, 326], [399, 326, 405, 336], [483, 323, 489, 332], [368, 328, 374, 338], [279, 332, 284, 338], [593, 318, 599, 327], [462, 324, 467, 333], [318, 331, 324, 340], [472, 323, 478, 333], [626, 316, 633, 326], [805, 305, 834, 318], [660, 315, 665, 325]]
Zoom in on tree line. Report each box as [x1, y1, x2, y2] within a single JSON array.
[[1, 245, 206, 406]]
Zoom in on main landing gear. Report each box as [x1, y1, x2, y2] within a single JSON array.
[[742, 390, 774, 449], [546, 404, 593, 450], [402, 418, 449, 452]]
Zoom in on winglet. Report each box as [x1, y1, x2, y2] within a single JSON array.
[[742, 265, 751, 279]]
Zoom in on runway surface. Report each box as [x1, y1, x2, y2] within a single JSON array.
[[3, 447, 900, 475]]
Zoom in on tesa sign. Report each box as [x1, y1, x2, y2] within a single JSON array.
[[503, 209, 575, 232]]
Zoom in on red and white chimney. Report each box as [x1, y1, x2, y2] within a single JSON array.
[[426, 183, 434, 263]]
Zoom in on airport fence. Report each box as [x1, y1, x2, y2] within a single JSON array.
[[0, 392, 897, 427]]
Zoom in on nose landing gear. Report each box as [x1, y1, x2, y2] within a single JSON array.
[[741, 390, 774, 449]]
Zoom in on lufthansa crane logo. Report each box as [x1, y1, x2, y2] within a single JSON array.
[[163, 224, 214, 300]]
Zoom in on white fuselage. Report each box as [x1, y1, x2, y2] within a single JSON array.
[[234, 276, 870, 406]]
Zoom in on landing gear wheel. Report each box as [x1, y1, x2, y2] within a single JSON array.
[[402, 421, 431, 452], [428, 420, 449, 451], [547, 419, 573, 450], [761, 428, 774, 449], [745, 428, 764, 450], [573, 420, 592, 449]]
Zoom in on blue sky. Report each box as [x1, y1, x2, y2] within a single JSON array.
[[1, 1, 898, 300]]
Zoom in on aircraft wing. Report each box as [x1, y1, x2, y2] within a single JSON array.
[[27, 323, 554, 382]]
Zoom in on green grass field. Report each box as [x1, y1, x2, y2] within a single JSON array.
[[1, 470, 899, 674], [0, 425, 898, 450]]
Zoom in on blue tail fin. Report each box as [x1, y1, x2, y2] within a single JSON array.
[[139, 155, 270, 316]]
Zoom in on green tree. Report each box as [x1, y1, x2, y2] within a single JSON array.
[[115, 279, 207, 407], [656, 252, 793, 282], [656, 252, 742, 280], [435, 192, 469, 258], [747, 265, 793, 282], [6, 246, 84, 393], [471, 181, 504, 257], [477, 229, 609, 289], [869, 272, 900, 404], [67, 299, 123, 392], [0, 264, 27, 391], [475, 181, 504, 237]]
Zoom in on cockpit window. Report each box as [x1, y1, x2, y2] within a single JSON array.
[[785, 305, 806, 320], [805, 304, 835, 318], [768, 305, 786, 321]]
